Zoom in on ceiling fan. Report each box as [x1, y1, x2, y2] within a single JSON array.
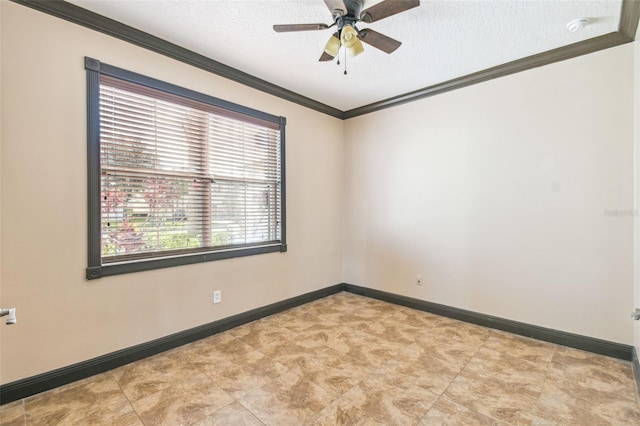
[[273, 0, 420, 62]]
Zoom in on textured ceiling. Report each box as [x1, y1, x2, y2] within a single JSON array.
[[68, 0, 623, 111]]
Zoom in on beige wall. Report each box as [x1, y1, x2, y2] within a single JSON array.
[[1, 0, 637, 386], [0, 2, 344, 383], [343, 44, 635, 344]]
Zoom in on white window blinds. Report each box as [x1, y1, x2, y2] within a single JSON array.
[[98, 75, 283, 264]]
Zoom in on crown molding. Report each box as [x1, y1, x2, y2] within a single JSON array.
[[10, 0, 640, 120], [619, 0, 640, 40], [345, 0, 640, 118], [343, 31, 631, 118], [9, 0, 344, 119]]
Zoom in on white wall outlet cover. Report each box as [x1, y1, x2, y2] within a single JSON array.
[[213, 291, 222, 304]]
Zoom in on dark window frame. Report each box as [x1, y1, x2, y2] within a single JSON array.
[[85, 57, 286, 280]]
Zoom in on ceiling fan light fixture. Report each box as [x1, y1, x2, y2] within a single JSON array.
[[324, 32, 341, 56], [274, 0, 421, 64], [347, 39, 365, 57], [340, 25, 364, 57]]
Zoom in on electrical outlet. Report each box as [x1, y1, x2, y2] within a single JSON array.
[[213, 290, 222, 304], [416, 275, 422, 285]]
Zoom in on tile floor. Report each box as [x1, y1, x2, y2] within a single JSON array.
[[1, 292, 639, 425]]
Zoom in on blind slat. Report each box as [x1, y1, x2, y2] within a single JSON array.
[[99, 75, 282, 262]]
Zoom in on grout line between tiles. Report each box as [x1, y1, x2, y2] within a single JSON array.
[[423, 329, 491, 424], [235, 397, 267, 426], [109, 370, 146, 426], [529, 344, 560, 424]]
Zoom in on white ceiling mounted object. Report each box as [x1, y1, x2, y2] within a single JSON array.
[[567, 18, 589, 33], [64, 1, 627, 112]]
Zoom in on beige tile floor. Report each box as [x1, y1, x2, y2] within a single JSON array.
[[1, 291, 639, 425]]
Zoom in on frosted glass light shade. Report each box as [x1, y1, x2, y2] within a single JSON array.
[[340, 25, 364, 57], [324, 33, 341, 56], [347, 39, 364, 57]]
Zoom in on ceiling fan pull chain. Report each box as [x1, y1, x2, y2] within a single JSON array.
[[344, 49, 348, 75]]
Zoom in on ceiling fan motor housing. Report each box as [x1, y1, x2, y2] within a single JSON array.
[[337, 0, 365, 28]]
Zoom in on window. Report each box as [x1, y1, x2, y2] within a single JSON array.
[[85, 58, 286, 279]]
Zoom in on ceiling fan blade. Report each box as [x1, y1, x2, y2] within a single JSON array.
[[360, 0, 420, 23], [273, 23, 329, 32], [323, 0, 347, 16], [357, 28, 401, 54], [319, 51, 335, 62]]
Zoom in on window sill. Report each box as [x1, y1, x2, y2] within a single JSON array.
[[86, 243, 287, 280]]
